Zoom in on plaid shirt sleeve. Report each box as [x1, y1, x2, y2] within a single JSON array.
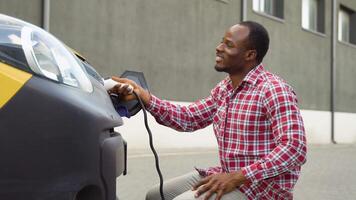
[[241, 83, 307, 183], [146, 89, 217, 132]]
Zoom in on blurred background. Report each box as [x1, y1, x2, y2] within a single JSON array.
[[1, 0, 355, 199]]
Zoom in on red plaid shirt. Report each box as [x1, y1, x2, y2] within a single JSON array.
[[147, 64, 307, 199]]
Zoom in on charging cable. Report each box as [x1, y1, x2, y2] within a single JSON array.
[[132, 90, 165, 200], [104, 79, 165, 200]]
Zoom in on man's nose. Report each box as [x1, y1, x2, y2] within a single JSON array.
[[216, 43, 224, 52]]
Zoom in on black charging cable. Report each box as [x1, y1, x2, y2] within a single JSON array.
[[132, 91, 165, 200]]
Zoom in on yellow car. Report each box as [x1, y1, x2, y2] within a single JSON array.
[[0, 14, 127, 200]]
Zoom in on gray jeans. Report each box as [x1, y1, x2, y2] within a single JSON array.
[[145, 171, 247, 200]]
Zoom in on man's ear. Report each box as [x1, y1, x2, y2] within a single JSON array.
[[245, 50, 257, 61]]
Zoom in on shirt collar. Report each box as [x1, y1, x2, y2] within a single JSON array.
[[242, 63, 264, 86], [224, 63, 264, 91]]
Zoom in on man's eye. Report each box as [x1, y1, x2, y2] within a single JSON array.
[[226, 42, 234, 48]]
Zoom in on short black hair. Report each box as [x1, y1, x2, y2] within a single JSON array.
[[239, 21, 269, 63]]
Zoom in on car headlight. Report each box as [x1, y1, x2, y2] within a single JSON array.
[[20, 25, 93, 93]]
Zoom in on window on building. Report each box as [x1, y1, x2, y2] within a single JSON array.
[[253, 0, 284, 19], [338, 5, 356, 45], [302, 0, 325, 33]]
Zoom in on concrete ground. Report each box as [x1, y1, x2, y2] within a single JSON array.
[[116, 144, 356, 200]]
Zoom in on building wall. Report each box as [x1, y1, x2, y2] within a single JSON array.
[[0, 0, 42, 26], [335, 0, 356, 113], [49, 0, 240, 102], [334, 0, 356, 143]]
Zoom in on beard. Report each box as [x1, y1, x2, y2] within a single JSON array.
[[215, 64, 246, 74], [214, 64, 228, 72]]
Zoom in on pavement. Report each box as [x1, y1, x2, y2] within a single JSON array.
[[116, 144, 356, 200]]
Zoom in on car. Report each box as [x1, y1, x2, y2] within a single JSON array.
[[0, 13, 128, 200]]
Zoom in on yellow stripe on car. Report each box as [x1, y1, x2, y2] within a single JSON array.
[[0, 62, 32, 108]]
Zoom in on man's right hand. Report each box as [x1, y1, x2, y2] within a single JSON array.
[[108, 76, 151, 106]]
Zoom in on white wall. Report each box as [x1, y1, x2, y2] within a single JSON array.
[[335, 112, 356, 143], [300, 110, 331, 144], [116, 101, 356, 150]]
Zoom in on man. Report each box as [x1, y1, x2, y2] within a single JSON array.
[[110, 21, 307, 200]]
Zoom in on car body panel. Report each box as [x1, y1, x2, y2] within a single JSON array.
[[0, 62, 32, 108]]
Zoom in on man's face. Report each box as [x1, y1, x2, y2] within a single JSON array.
[[215, 25, 250, 74]]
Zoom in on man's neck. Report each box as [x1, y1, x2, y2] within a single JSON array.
[[229, 62, 259, 89], [229, 73, 247, 89]]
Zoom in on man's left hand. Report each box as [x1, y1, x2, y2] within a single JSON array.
[[192, 171, 247, 200]]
